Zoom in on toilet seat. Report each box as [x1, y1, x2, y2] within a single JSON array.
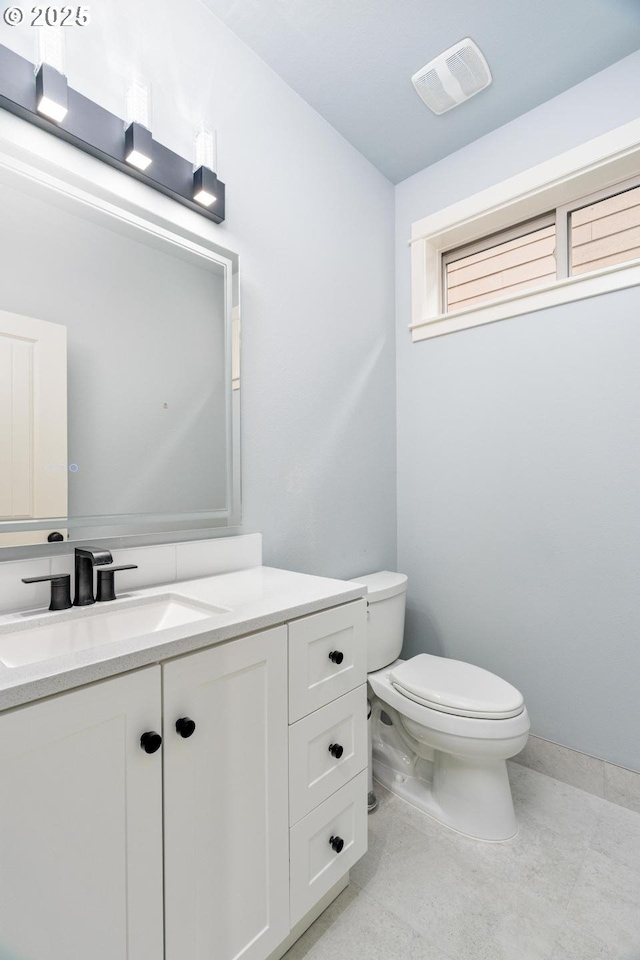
[[368, 660, 530, 741], [389, 654, 524, 720]]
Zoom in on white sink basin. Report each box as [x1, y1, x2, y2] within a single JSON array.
[[0, 595, 229, 668]]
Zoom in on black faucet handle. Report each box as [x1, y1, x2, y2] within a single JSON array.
[[96, 565, 138, 602], [22, 574, 72, 611]]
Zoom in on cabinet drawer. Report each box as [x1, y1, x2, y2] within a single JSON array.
[[290, 769, 368, 926], [288, 600, 367, 722], [289, 685, 367, 825]]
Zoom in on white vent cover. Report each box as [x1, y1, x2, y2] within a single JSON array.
[[411, 38, 492, 115]]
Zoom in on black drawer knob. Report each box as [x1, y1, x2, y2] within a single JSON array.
[[175, 717, 196, 739], [328, 650, 344, 665], [329, 743, 344, 759], [329, 835, 344, 854], [140, 731, 162, 754]]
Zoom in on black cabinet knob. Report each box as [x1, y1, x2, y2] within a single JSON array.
[[140, 731, 162, 754], [328, 650, 344, 664], [175, 717, 196, 739], [328, 743, 344, 759], [329, 835, 344, 853], [47, 531, 64, 543]]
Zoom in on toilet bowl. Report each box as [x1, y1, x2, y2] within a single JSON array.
[[351, 572, 529, 842]]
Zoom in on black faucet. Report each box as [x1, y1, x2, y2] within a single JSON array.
[[74, 546, 113, 606]]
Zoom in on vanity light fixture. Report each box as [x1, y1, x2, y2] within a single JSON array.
[[0, 43, 226, 223], [35, 28, 68, 123], [124, 78, 153, 171], [193, 128, 218, 207]]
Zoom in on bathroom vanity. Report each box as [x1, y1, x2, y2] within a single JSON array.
[[0, 564, 368, 960], [0, 70, 369, 960]]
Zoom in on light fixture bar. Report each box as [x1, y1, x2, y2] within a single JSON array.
[[0, 43, 225, 223]]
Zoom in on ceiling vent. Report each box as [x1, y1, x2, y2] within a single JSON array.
[[411, 38, 492, 115]]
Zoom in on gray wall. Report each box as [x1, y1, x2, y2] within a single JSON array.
[[396, 51, 640, 771], [2, 0, 397, 578]]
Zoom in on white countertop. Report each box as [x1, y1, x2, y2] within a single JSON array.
[[0, 566, 366, 711]]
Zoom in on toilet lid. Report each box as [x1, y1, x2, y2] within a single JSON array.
[[389, 654, 525, 719]]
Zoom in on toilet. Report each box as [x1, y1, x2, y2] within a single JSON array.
[[352, 571, 530, 841]]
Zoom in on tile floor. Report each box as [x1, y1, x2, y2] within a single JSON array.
[[284, 763, 640, 960]]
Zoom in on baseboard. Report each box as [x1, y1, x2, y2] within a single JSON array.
[[511, 734, 640, 814]]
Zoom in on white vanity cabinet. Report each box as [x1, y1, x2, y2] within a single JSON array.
[[0, 598, 367, 960], [0, 666, 164, 960], [163, 625, 290, 960]]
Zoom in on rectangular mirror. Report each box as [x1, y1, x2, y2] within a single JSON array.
[[0, 153, 239, 550]]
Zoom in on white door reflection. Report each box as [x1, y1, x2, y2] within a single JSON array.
[[0, 310, 67, 545]]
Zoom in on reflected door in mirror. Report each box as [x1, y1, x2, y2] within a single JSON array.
[[0, 310, 68, 545]]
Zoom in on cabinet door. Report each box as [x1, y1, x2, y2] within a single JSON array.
[[0, 667, 163, 960], [163, 627, 289, 960]]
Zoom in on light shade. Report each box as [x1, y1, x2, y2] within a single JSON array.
[[193, 165, 218, 207], [195, 128, 216, 172], [36, 26, 65, 74], [35, 63, 68, 123], [125, 122, 153, 171], [125, 78, 151, 129]]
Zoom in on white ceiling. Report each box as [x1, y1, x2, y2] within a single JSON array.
[[200, 0, 640, 183]]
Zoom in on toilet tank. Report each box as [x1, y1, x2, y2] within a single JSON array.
[[350, 572, 408, 672]]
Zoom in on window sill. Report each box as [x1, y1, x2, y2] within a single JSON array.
[[410, 256, 640, 341]]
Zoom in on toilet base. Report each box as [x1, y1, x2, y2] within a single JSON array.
[[373, 755, 517, 842], [368, 667, 528, 843], [370, 696, 519, 842]]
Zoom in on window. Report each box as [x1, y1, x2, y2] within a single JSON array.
[[441, 178, 640, 315], [569, 182, 640, 277], [443, 215, 556, 311], [409, 122, 640, 342]]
